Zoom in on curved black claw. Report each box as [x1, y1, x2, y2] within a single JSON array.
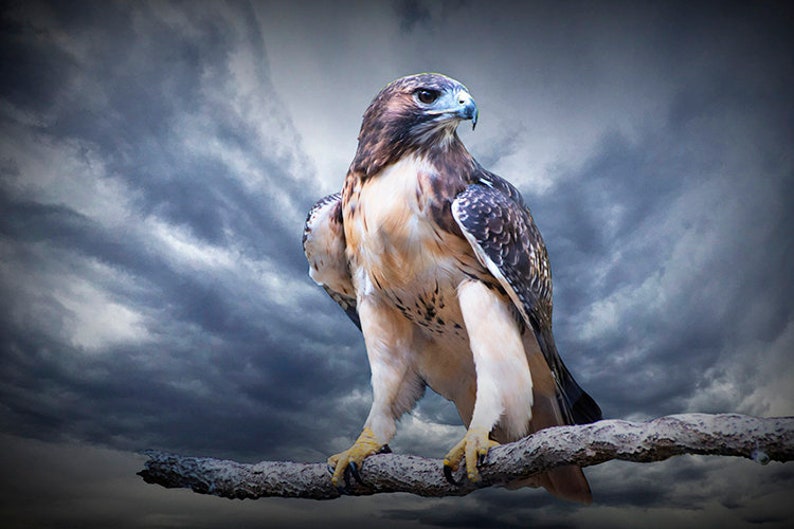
[[327, 464, 348, 495], [443, 463, 463, 486], [327, 463, 353, 495], [347, 461, 362, 487], [329, 445, 392, 494]]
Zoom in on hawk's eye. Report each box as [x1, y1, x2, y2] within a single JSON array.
[[416, 89, 440, 105]]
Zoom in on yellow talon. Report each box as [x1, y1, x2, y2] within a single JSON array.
[[443, 427, 499, 483], [328, 427, 383, 487]]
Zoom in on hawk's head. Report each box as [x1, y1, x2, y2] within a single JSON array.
[[352, 73, 478, 177]]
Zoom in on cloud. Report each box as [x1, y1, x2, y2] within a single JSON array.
[[395, 0, 432, 33], [510, 24, 794, 419], [0, 433, 434, 529], [0, 0, 369, 465]]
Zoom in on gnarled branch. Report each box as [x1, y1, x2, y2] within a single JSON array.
[[138, 413, 793, 500]]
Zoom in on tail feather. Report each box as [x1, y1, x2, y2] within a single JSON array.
[[546, 465, 593, 504], [510, 332, 597, 503], [536, 327, 602, 425], [556, 359, 602, 424], [506, 465, 592, 504]]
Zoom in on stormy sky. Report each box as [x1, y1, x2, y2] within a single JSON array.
[[1, 1, 792, 528]]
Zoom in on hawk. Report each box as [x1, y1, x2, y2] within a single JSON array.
[[303, 73, 602, 502]]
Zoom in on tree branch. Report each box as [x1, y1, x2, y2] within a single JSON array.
[[138, 413, 794, 500]]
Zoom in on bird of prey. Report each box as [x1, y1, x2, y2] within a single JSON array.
[[303, 73, 602, 502]]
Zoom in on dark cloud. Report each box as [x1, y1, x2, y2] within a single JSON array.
[[540, 96, 794, 419], [0, 10, 76, 113], [1, 1, 792, 528], [0, 0, 362, 466], [395, 0, 432, 33]]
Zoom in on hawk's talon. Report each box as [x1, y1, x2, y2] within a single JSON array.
[[348, 461, 362, 485], [327, 426, 384, 489], [332, 464, 357, 494], [342, 464, 353, 490], [443, 427, 499, 483], [443, 461, 463, 486]]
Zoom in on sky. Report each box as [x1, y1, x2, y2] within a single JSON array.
[[0, 1, 792, 528]]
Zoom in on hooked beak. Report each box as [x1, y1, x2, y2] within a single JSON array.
[[456, 90, 479, 130], [424, 87, 479, 131]]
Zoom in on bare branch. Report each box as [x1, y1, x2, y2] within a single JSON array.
[[138, 413, 794, 500]]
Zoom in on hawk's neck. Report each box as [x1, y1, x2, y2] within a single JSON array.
[[342, 138, 480, 246], [348, 128, 477, 182]]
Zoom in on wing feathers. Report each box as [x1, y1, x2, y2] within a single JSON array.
[[452, 182, 602, 425], [303, 193, 360, 329]]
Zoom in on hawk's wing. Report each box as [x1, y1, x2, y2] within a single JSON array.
[[303, 193, 360, 329], [451, 178, 602, 425]]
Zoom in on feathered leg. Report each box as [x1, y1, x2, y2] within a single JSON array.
[[328, 296, 424, 488], [444, 279, 534, 483]]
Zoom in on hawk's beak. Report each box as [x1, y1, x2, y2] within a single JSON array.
[[456, 90, 478, 130]]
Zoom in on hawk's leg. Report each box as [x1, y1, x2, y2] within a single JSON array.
[[327, 296, 424, 489], [444, 279, 534, 483]]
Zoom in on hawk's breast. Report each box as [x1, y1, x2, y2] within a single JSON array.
[[343, 154, 480, 336]]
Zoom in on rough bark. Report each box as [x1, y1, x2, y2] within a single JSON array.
[[138, 413, 794, 500]]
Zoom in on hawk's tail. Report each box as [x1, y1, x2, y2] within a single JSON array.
[[536, 327, 602, 425], [517, 332, 596, 504], [556, 359, 602, 425]]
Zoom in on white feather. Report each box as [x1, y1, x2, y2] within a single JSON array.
[[458, 279, 533, 439]]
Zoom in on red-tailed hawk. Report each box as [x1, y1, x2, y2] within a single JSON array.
[[303, 73, 602, 502]]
